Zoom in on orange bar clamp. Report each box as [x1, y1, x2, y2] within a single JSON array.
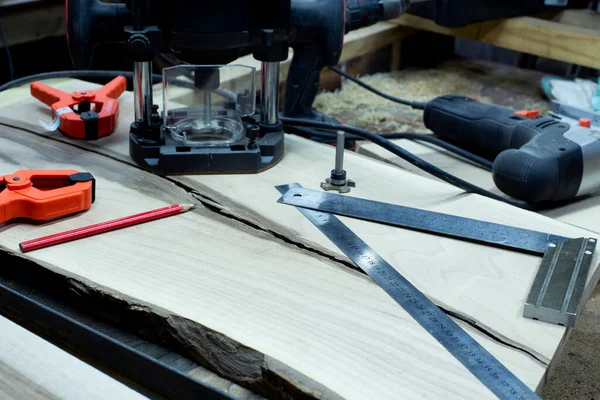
[[0, 170, 95, 223], [30, 76, 127, 140]]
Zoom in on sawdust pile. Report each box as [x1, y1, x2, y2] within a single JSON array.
[[313, 60, 550, 133]]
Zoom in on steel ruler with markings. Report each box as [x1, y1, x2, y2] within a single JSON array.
[[276, 183, 597, 399]]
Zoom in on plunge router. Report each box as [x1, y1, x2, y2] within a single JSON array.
[[65, 0, 416, 174]]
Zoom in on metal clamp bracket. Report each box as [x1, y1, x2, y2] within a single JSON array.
[[525, 237, 596, 327]]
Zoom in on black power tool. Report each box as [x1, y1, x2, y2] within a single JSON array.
[[424, 95, 600, 203], [283, 0, 412, 122], [66, 0, 413, 174]]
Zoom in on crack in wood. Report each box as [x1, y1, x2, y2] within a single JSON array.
[[0, 247, 343, 400], [185, 193, 550, 367]]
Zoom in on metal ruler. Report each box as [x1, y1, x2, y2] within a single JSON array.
[[278, 186, 569, 255], [277, 186, 597, 328], [276, 183, 540, 400]]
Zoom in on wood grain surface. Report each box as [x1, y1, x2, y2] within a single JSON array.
[[0, 122, 552, 399], [2, 10, 600, 400], [0, 314, 147, 400], [1, 80, 600, 397]]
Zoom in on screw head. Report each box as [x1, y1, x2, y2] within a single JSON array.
[[12, 177, 20, 181]]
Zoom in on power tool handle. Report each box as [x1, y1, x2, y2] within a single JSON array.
[[283, 45, 324, 119], [424, 95, 584, 203], [423, 95, 527, 157], [491, 124, 583, 203]]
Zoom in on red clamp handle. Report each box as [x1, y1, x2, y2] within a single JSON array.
[[0, 170, 95, 223], [30, 76, 127, 140]]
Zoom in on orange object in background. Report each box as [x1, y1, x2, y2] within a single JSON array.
[[30, 76, 126, 140], [0, 170, 95, 223], [513, 109, 540, 118]]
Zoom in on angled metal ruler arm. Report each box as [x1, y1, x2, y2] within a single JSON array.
[[278, 187, 569, 255], [276, 183, 539, 400], [277, 186, 597, 327]]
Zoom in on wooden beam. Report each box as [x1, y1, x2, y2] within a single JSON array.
[[338, 21, 415, 64], [391, 12, 600, 69]]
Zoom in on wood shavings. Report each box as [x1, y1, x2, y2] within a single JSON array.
[[314, 60, 550, 133]]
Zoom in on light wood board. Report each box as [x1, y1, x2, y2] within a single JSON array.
[[2, 83, 600, 397], [0, 122, 547, 399], [0, 313, 147, 400]]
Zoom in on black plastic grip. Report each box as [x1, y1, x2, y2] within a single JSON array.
[[283, 45, 324, 119], [423, 95, 539, 158], [492, 124, 583, 203], [424, 95, 585, 202]]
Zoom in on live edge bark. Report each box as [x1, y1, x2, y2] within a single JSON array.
[[0, 248, 344, 400]]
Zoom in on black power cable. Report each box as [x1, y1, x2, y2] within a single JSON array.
[[0, 66, 526, 208], [328, 66, 501, 169], [280, 116, 536, 210], [329, 66, 426, 109], [285, 125, 493, 170], [0, 70, 163, 92], [0, 24, 14, 81]]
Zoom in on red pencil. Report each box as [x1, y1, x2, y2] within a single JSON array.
[[19, 203, 196, 253]]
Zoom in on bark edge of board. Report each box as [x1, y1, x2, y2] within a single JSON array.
[[0, 246, 343, 400]]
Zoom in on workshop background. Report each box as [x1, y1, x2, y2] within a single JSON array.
[[1, 0, 599, 399], [2, 0, 600, 88]]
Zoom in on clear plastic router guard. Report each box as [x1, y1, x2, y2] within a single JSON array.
[[162, 64, 256, 147]]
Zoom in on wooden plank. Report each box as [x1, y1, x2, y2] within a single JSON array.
[[391, 13, 600, 69], [338, 21, 415, 64], [0, 313, 147, 399], [2, 85, 600, 394], [390, 41, 402, 71], [0, 122, 552, 399]]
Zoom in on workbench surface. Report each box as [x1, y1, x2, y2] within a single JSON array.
[[0, 70, 599, 399]]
